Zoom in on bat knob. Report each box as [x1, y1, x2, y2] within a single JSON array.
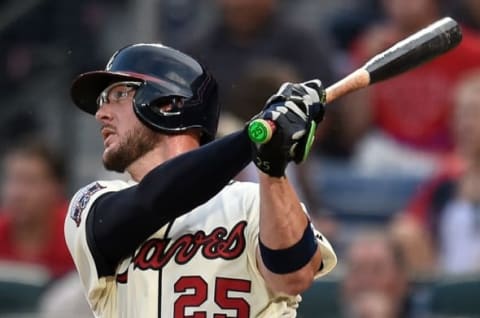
[[247, 119, 274, 144]]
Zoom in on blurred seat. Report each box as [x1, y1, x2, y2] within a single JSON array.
[[311, 158, 426, 222], [291, 274, 480, 317], [38, 271, 94, 318], [0, 261, 50, 314], [430, 274, 480, 317], [297, 277, 341, 318]]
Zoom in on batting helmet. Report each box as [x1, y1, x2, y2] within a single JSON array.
[[70, 43, 219, 144]]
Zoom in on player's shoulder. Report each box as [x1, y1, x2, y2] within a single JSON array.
[[70, 179, 132, 207], [67, 179, 133, 227], [222, 180, 259, 198]]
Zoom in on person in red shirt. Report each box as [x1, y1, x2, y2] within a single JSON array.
[[392, 69, 480, 275], [349, 0, 480, 154], [0, 140, 73, 278]]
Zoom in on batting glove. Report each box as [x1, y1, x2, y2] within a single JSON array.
[[251, 79, 326, 177]]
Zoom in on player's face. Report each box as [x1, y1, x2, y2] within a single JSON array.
[[382, 0, 438, 30], [95, 82, 160, 172], [2, 154, 61, 224], [342, 239, 407, 314], [218, 0, 275, 34]]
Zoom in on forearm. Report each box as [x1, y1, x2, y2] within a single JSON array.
[[88, 130, 252, 275], [259, 175, 309, 248], [257, 173, 322, 295]]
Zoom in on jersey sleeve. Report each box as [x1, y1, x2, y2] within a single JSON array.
[[64, 180, 131, 311], [312, 226, 337, 279]]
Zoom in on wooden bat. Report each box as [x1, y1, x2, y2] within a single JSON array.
[[248, 17, 462, 144]]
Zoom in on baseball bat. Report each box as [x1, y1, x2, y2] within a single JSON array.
[[248, 17, 462, 144]]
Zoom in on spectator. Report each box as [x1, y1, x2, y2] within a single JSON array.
[[346, 0, 480, 173], [393, 69, 480, 275], [0, 139, 73, 278], [341, 232, 412, 318], [450, 0, 480, 31], [328, 0, 382, 50], [222, 60, 300, 122], [186, 0, 334, 114]]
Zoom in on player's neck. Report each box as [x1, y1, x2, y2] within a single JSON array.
[[127, 133, 201, 182]]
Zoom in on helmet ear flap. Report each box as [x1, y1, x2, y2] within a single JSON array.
[[148, 97, 184, 116], [132, 71, 218, 144]]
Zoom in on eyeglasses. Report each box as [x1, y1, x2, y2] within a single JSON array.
[[96, 81, 141, 107]]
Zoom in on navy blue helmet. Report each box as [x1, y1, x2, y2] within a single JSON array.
[[71, 43, 219, 144]]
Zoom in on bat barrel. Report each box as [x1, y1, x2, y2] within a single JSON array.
[[248, 17, 463, 144], [364, 17, 462, 84]]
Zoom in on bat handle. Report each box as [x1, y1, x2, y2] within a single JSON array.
[[247, 119, 276, 144], [248, 69, 371, 144]]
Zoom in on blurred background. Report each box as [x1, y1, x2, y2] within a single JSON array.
[[1, 0, 480, 317]]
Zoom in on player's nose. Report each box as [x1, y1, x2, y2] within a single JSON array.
[[95, 103, 113, 123]]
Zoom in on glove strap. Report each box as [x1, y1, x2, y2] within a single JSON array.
[[302, 121, 317, 162]]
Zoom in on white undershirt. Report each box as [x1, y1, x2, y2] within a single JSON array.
[[439, 199, 480, 274]]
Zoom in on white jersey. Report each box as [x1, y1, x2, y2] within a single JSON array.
[[65, 180, 337, 318]]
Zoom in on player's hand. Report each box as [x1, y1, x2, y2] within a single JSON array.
[[250, 79, 326, 177]]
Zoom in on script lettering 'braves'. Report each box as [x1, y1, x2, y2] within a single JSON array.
[[117, 221, 247, 282]]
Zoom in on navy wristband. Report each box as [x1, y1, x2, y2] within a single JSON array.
[[259, 222, 318, 274]]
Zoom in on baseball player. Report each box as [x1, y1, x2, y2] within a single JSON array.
[[65, 43, 337, 317]]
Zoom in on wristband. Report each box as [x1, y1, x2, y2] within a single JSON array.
[[259, 222, 318, 274]]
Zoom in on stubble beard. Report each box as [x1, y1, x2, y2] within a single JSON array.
[[103, 124, 159, 173]]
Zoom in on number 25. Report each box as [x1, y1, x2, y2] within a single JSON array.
[[174, 276, 251, 318]]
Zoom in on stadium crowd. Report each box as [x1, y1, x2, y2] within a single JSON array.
[[1, 0, 480, 317]]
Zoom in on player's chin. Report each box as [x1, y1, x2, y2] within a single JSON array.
[[102, 145, 115, 162], [102, 152, 113, 170], [102, 148, 127, 173]]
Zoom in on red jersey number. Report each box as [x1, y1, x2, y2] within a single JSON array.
[[174, 276, 251, 318]]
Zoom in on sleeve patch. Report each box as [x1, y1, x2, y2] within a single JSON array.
[[70, 182, 106, 227]]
